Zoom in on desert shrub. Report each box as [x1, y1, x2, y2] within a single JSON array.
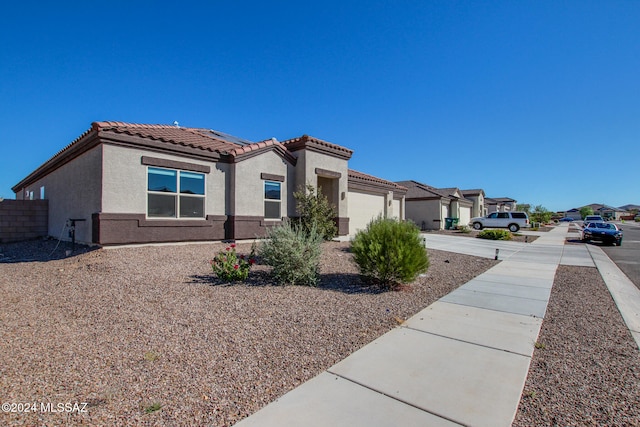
[[259, 220, 323, 286], [477, 229, 512, 240], [351, 217, 429, 288], [456, 225, 471, 233], [210, 243, 256, 282], [293, 184, 338, 240]]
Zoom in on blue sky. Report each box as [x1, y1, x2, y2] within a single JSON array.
[[1, 1, 638, 212]]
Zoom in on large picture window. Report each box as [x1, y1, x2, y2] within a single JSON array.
[[147, 167, 205, 218], [264, 181, 281, 220]]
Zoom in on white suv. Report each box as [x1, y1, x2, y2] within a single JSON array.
[[470, 212, 530, 232]]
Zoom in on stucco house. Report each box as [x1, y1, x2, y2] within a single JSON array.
[[460, 189, 486, 218], [396, 180, 474, 230], [12, 121, 404, 245], [485, 197, 517, 213]]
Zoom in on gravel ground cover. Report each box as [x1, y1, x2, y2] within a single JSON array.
[[0, 239, 496, 426], [514, 265, 640, 426]]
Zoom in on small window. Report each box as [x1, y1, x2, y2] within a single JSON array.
[[488, 213, 498, 218], [498, 212, 509, 219], [40, 186, 45, 200], [147, 167, 205, 218], [264, 181, 281, 219]]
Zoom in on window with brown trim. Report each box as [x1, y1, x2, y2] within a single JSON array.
[[147, 167, 205, 218], [264, 180, 281, 220]]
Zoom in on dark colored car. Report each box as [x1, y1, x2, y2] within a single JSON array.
[[559, 217, 573, 222], [582, 222, 623, 246]]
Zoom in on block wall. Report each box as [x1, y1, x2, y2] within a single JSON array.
[[0, 200, 48, 243]]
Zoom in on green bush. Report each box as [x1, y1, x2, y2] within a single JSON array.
[[456, 225, 471, 233], [477, 229, 512, 240], [259, 220, 323, 286], [351, 217, 429, 288], [293, 184, 337, 240]]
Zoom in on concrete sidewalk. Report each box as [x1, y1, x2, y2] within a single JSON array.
[[235, 224, 639, 426]]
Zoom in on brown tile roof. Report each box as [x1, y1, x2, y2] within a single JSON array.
[[349, 170, 407, 193], [461, 189, 484, 196], [395, 180, 448, 199], [95, 121, 246, 153], [282, 135, 353, 160]]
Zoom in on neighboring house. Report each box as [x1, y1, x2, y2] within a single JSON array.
[[12, 121, 404, 245], [397, 180, 473, 230], [485, 197, 517, 213], [461, 189, 486, 218], [348, 170, 407, 234], [564, 208, 582, 220], [585, 203, 629, 221]]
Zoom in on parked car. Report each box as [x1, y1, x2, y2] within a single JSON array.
[[559, 217, 573, 222], [583, 215, 604, 225], [469, 211, 530, 232], [581, 222, 623, 246]]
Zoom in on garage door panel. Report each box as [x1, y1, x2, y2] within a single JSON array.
[[348, 191, 385, 234]]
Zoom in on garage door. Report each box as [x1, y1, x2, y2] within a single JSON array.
[[348, 191, 385, 235], [459, 206, 471, 228]]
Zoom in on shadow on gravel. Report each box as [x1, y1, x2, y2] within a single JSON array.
[[189, 271, 391, 295], [0, 239, 98, 263]]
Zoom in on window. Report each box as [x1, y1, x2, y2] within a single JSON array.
[[147, 167, 205, 218], [497, 212, 509, 219], [264, 181, 281, 219]]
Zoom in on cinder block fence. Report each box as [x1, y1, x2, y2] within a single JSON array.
[[0, 200, 48, 243]]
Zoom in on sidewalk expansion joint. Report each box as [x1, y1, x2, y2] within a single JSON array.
[[438, 300, 546, 321], [400, 325, 535, 359], [325, 369, 469, 427]]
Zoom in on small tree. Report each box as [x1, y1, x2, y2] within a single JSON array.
[[294, 184, 338, 241], [351, 217, 429, 288], [580, 206, 594, 219], [516, 204, 531, 215], [530, 205, 552, 224]]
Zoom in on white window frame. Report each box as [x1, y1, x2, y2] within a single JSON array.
[[146, 166, 206, 219]]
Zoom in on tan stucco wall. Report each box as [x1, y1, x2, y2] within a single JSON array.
[[391, 198, 401, 220], [101, 144, 228, 216], [16, 146, 103, 244], [295, 150, 349, 218], [232, 151, 293, 217], [405, 200, 443, 230]]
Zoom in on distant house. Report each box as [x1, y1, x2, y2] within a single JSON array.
[[564, 204, 629, 220], [12, 121, 404, 245], [485, 197, 517, 213], [461, 189, 487, 218], [585, 203, 629, 221], [397, 180, 474, 230]]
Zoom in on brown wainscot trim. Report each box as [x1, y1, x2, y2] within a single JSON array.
[[141, 156, 211, 173], [92, 213, 225, 245], [335, 217, 349, 236], [260, 173, 285, 182], [226, 215, 281, 240], [315, 168, 342, 179]]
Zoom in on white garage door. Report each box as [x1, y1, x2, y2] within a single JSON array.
[[459, 206, 471, 227], [348, 191, 385, 235]]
